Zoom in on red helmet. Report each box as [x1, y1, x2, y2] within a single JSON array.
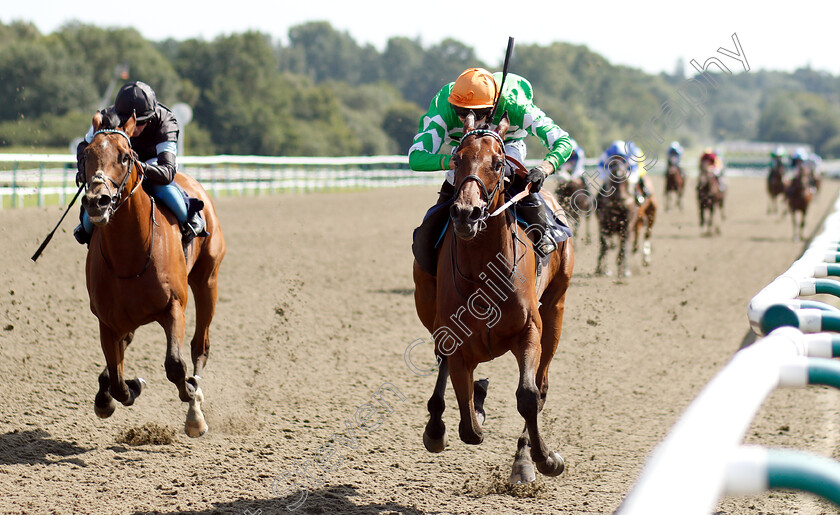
[[700, 149, 718, 166]]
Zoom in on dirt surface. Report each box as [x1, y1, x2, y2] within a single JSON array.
[[1, 176, 839, 514]]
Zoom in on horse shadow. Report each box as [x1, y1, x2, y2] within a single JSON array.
[[131, 484, 428, 515], [0, 428, 89, 466]]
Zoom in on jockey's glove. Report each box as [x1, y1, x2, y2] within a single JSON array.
[[75, 159, 85, 187], [526, 163, 551, 193]]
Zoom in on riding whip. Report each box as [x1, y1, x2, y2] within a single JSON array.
[[31, 184, 85, 262], [488, 36, 515, 123]]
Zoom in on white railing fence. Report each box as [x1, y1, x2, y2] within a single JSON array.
[[620, 194, 840, 512]]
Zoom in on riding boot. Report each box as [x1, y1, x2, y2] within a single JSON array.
[[74, 224, 91, 245], [635, 179, 651, 205], [517, 194, 557, 256], [412, 181, 456, 275], [181, 211, 206, 245], [73, 207, 92, 245]]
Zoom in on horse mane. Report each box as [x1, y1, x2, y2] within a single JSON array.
[[97, 108, 123, 130]]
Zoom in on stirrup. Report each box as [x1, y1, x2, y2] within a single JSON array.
[[74, 223, 91, 245], [182, 214, 205, 238], [536, 234, 557, 256]]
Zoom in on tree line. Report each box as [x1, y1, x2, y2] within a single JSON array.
[[2, 19, 840, 158]]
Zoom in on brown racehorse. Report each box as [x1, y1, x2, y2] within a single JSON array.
[[697, 163, 724, 235], [633, 180, 657, 267], [412, 113, 574, 484], [80, 111, 225, 436], [664, 163, 684, 211], [767, 160, 787, 215], [556, 176, 594, 243], [595, 159, 638, 277], [786, 164, 813, 242]]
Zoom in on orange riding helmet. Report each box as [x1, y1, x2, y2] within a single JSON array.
[[448, 68, 499, 109]]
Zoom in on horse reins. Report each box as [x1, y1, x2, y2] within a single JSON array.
[[449, 129, 528, 304], [89, 128, 157, 279]]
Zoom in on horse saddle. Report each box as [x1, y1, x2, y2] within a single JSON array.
[[412, 199, 573, 276]]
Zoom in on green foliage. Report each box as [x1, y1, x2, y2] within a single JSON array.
[[3, 19, 840, 157], [0, 110, 91, 148]]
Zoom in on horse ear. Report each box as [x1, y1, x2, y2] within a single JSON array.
[[123, 111, 137, 135], [496, 111, 510, 139], [463, 111, 475, 133], [92, 111, 103, 131]]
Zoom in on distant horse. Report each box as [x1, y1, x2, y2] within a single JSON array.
[[697, 163, 724, 235], [664, 163, 684, 211], [80, 111, 226, 436], [413, 112, 574, 484], [633, 182, 657, 267], [767, 160, 787, 215], [595, 159, 638, 277], [556, 175, 594, 243], [786, 165, 813, 242]]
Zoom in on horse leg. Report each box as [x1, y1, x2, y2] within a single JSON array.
[[188, 258, 221, 378], [423, 355, 449, 453], [161, 302, 205, 437], [185, 260, 220, 438], [632, 214, 641, 254], [513, 327, 564, 477], [595, 230, 608, 276], [618, 225, 630, 277], [95, 331, 136, 418], [448, 353, 482, 445], [511, 288, 567, 483], [98, 325, 143, 411], [643, 209, 654, 266]]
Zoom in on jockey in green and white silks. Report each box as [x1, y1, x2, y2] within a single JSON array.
[[409, 68, 573, 273]]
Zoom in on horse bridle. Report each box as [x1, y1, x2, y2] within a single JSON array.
[[88, 128, 157, 279], [86, 128, 144, 217], [451, 129, 508, 225]]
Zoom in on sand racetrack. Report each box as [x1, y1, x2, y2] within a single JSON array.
[[1, 176, 840, 514]]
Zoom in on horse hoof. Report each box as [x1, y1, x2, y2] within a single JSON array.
[[94, 394, 116, 419], [423, 428, 447, 453], [458, 423, 483, 445], [185, 419, 208, 438], [535, 452, 565, 477], [509, 460, 537, 484]]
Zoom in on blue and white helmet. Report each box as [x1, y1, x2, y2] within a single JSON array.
[[791, 147, 808, 165], [625, 141, 642, 172], [605, 140, 629, 160], [668, 141, 683, 156], [568, 138, 584, 161]]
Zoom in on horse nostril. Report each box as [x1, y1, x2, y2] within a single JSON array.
[[450, 204, 461, 220], [97, 195, 111, 208], [468, 206, 482, 221]]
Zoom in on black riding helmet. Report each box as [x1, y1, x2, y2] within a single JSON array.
[[114, 81, 157, 123]]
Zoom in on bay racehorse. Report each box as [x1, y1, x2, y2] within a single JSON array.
[[595, 158, 638, 277], [412, 112, 574, 484], [556, 175, 594, 243], [697, 163, 724, 235], [767, 160, 787, 215], [786, 164, 813, 242], [80, 111, 225, 436], [633, 183, 657, 267], [664, 163, 684, 212]]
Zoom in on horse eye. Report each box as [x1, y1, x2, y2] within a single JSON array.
[[122, 155, 129, 165]]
